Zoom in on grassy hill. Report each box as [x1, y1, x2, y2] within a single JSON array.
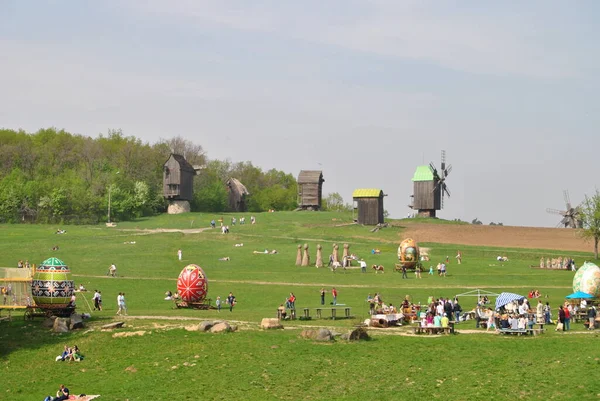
[[1, 212, 599, 400]]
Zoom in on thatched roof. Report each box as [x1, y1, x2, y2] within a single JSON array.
[[226, 178, 250, 196], [298, 170, 324, 184]]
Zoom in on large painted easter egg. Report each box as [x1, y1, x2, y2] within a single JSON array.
[[572, 262, 600, 297], [177, 264, 208, 303], [31, 257, 74, 309], [398, 238, 420, 269]]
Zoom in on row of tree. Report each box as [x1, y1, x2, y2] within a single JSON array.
[[0, 128, 298, 223]]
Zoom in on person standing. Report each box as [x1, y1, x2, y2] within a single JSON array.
[[588, 305, 597, 330], [456, 251, 462, 264], [289, 293, 296, 310], [227, 292, 236, 312], [216, 296, 221, 312], [401, 265, 408, 279], [359, 259, 367, 273], [320, 288, 326, 305], [558, 306, 566, 331], [109, 263, 117, 277], [92, 290, 100, 311], [415, 265, 422, 279], [116, 292, 123, 315], [331, 287, 338, 305], [177, 249, 182, 261], [564, 305, 571, 331], [453, 300, 462, 323]]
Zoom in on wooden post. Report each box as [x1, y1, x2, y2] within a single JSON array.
[[332, 244, 339, 264], [342, 243, 349, 266]]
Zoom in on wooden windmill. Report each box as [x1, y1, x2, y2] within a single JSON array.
[[409, 150, 452, 218], [546, 190, 583, 228]]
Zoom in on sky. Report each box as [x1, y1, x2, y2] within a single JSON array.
[[1, 1, 599, 227]]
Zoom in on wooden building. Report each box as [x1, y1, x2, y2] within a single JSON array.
[[163, 154, 197, 201], [226, 178, 250, 212], [352, 189, 385, 225], [297, 170, 324, 210], [410, 165, 441, 217]]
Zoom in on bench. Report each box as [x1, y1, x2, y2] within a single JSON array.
[[276, 308, 296, 320], [499, 328, 528, 335], [526, 328, 545, 336], [315, 307, 352, 320], [411, 326, 453, 335]]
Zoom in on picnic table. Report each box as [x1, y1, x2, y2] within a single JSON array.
[[371, 313, 403, 328]]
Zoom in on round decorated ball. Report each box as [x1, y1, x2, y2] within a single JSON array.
[[572, 262, 600, 297], [32, 257, 74, 309], [177, 264, 208, 302], [398, 238, 420, 269]]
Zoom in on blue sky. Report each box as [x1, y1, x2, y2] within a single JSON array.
[[1, 1, 599, 226]]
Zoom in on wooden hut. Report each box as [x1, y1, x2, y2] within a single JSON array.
[[352, 189, 385, 225], [410, 166, 440, 217], [297, 170, 324, 210], [226, 178, 250, 212], [163, 154, 197, 201]]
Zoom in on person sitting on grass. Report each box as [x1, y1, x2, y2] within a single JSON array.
[[218, 257, 230, 261], [278, 304, 287, 320], [68, 345, 83, 362], [51, 384, 70, 401], [165, 290, 173, 300]]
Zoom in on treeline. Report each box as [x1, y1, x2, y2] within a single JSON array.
[[0, 128, 297, 223]]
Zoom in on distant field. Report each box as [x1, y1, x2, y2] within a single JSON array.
[[1, 212, 599, 400]]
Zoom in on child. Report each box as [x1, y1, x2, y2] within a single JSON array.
[[428, 266, 434, 275], [216, 296, 221, 312]]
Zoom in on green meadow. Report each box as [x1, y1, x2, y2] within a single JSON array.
[[1, 212, 599, 400]]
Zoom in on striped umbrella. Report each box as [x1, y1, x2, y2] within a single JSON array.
[[495, 292, 525, 310]]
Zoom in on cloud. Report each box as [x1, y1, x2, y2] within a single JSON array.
[[128, 0, 590, 78]]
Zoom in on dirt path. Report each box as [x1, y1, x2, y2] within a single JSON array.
[[72, 274, 570, 290], [401, 222, 591, 253]]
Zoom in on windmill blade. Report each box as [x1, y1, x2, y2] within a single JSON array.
[[443, 183, 451, 197], [563, 190, 571, 208], [444, 164, 452, 176], [546, 208, 567, 216], [429, 163, 437, 174]]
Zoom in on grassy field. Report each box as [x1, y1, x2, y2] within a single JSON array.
[[1, 212, 600, 400]]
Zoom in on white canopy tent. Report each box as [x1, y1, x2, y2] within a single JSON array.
[[455, 289, 500, 299]]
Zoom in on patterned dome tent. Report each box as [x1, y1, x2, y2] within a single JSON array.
[[31, 257, 74, 309], [177, 264, 208, 303], [398, 238, 420, 269], [572, 262, 600, 298]]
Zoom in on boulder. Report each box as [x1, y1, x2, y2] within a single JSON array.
[[210, 322, 232, 333], [260, 318, 283, 330], [69, 314, 85, 330], [53, 318, 69, 333], [315, 329, 333, 342], [348, 327, 370, 341], [101, 322, 125, 330], [230, 325, 238, 332], [340, 333, 350, 341], [300, 329, 317, 339], [198, 321, 214, 332], [43, 316, 57, 328]]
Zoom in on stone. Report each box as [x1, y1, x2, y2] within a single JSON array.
[[168, 200, 190, 214], [230, 325, 238, 332], [101, 322, 125, 330], [261, 318, 283, 330], [300, 329, 317, 339], [53, 318, 69, 333], [340, 333, 350, 341], [198, 321, 214, 332], [69, 314, 85, 330], [43, 316, 57, 328], [348, 327, 370, 341], [210, 322, 232, 333], [315, 329, 333, 342]]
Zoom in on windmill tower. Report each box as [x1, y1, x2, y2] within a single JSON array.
[[546, 190, 583, 228], [409, 150, 452, 218]]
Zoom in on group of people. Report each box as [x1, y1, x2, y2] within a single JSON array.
[[17, 259, 31, 269], [116, 292, 127, 315], [210, 216, 255, 229], [528, 289, 542, 298], [318, 287, 338, 305], [91, 290, 103, 311], [56, 345, 83, 362], [214, 292, 237, 312]]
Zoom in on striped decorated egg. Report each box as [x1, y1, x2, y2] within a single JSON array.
[[31, 257, 74, 309], [177, 264, 208, 303]]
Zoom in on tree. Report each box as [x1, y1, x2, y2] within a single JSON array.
[[322, 193, 351, 212], [579, 189, 600, 259], [471, 218, 483, 225]]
